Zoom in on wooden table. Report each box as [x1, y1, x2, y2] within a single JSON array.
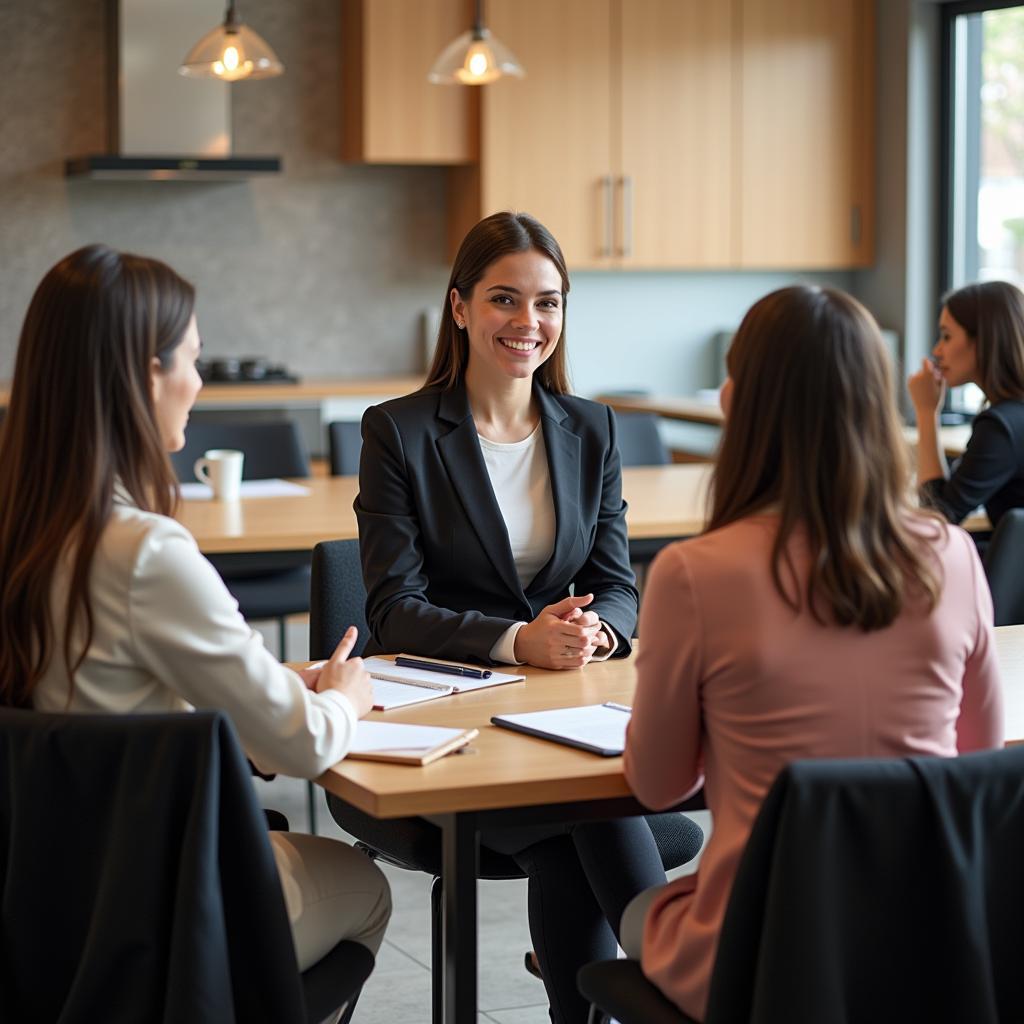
[[596, 393, 973, 459], [177, 464, 714, 554], [314, 625, 1024, 1022]]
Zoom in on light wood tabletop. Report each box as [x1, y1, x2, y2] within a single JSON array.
[[596, 393, 973, 459], [176, 464, 715, 554], [316, 624, 1024, 819]]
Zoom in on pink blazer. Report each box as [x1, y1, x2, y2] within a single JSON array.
[[624, 514, 1003, 1021]]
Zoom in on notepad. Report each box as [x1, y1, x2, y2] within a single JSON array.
[[364, 658, 526, 711], [348, 721, 478, 765], [179, 479, 311, 500], [491, 703, 631, 756]]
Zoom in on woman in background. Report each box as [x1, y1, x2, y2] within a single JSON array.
[[908, 280, 1024, 529], [333, 211, 701, 1023], [624, 285, 1003, 1021], [0, 244, 391, 974]]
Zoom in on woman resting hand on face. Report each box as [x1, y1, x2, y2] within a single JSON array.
[[330, 212, 703, 1023], [908, 280, 1024, 531]]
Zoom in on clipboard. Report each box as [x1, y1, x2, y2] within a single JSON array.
[[491, 703, 631, 757], [347, 721, 479, 766]]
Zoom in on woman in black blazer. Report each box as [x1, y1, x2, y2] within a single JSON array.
[[330, 213, 701, 1023], [908, 280, 1024, 532]]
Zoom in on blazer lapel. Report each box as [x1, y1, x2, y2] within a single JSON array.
[[529, 385, 581, 595], [435, 386, 526, 601]]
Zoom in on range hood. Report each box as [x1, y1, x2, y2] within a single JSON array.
[[66, 0, 281, 180]]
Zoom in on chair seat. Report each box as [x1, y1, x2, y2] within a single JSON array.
[[223, 564, 312, 620], [577, 959, 693, 1024]]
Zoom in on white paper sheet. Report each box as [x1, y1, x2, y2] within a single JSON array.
[[493, 703, 631, 754], [179, 479, 311, 501], [351, 720, 467, 754]]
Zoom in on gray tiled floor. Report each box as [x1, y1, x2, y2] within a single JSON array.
[[254, 619, 710, 1024]]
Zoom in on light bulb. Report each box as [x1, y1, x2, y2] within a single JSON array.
[[213, 60, 225, 76], [223, 44, 240, 71], [468, 51, 489, 77]]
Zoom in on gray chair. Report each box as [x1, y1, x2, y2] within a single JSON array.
[[172, 419, 320, 832], [580, 747, 1024, 1024], [311, 538, 706, 1024], [983, 508, 1024, 626], [613, 410, 673, 591], [327, 420, 363, 476], [0, 707, 374, 1024]]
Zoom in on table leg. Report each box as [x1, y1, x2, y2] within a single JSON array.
[[440, 811, 479, 1024]]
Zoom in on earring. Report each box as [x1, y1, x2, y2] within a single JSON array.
[[456, 320, 465, 329]]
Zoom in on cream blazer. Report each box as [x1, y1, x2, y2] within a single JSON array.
[[33, 495, 357, 779]]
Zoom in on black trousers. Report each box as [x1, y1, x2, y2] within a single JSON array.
[[327, 797, 704, 1024]]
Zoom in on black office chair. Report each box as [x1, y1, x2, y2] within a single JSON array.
[[984, 507, 1024, 626], [613, 410, 673, 588], [580, 746, 1024, 1024], [172, 418, 320, 831], [0, 707, 374, 1024], [327, 420, 363, 476], [310, 538, 706, 1024]]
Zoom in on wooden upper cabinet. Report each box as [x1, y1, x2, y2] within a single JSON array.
[[737, 0, 874, 268], [481, 0, 615, 268], [618, 0, 735, 267], [340, 0, 476, 164]]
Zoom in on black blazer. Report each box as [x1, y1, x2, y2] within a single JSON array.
[[355, 382, 638, 664]]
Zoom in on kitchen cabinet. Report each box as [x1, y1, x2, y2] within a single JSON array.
[[460, 0, 873, 269], [340, 0, 476, 164], [737, 0, 874, 268]]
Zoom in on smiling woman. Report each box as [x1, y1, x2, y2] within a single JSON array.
[[330, 212, 703, 1024]]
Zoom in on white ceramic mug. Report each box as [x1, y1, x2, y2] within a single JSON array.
[[194, 449, 244, 502]]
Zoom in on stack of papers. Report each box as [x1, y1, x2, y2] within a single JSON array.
[[180, 479, 310, 501], [365, 657, 525, 710]]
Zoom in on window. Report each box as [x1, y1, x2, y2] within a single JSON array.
[[944, 0, 1024, 412]]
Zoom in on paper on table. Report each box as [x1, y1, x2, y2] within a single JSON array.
[[179, 479, 311, 501], [363, 657, 524, 710], [351, 720, 468, 753], [492, 703, 630, 756]]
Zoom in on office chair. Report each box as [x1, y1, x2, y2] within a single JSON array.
[[171, 418, 320, 830], [0, 707, 375, 1024], [983, 507, 1024, 625], [310, 538, 706, 1024], [613, 410, 673, 589], [327, 420, 363, 476], [580, 746, 1024, 1024]]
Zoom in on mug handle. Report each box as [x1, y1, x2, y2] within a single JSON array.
[[194, 458, 211, 486]]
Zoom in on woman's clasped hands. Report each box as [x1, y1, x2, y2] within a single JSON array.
[[514, 593, 610, 670]]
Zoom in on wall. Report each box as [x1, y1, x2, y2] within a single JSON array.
[[0, 0, 875, 397]]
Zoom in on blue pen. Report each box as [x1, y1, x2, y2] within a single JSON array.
[[395, 656, 492, 680]]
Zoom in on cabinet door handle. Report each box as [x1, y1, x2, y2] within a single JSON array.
[[618, 175, 634, 259], [601, 175, 614, 258]]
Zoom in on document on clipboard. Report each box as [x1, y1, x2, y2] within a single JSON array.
[[491, 703, 631, 757]]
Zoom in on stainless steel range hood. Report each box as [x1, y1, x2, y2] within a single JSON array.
[[66, 0, 281, 180]]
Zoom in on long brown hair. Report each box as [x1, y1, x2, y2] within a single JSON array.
[[0, 245, 195, 707], [944, 280, 1024, 403], [425, 211, 572, 393], [709, 285, 942, 631]]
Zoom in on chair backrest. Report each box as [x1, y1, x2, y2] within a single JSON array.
[[0, 708, 305, 1024], [310, 539, 369, 659], [705, 747, 1024, 1024], [170, 419, 310, 481], [327, 420, 363, 476], [613, 411, 670, 467], [983, 507, 1024, 626]]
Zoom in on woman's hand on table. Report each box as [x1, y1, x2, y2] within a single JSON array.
[[514, 593, 610, 670], [907, 358, 945, 418], [299, 626, 374, 717]]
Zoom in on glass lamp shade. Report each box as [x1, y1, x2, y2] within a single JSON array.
[[179, 23, 284, 82], [427, 28, 525, 85]]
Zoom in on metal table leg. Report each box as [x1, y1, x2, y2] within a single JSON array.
[[440, 810, 479, 1024]]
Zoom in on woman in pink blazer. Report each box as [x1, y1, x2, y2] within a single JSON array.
[[622, 285, 1004, 1021]]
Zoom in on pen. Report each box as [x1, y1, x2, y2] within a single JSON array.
[[395, 656, 492, 680], [603, 702, 632, 713]]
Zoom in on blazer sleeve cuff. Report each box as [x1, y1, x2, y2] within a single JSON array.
[[489, 621, 528, 665]]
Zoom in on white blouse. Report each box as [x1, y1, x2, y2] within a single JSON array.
[[32, 496, 357, 779]]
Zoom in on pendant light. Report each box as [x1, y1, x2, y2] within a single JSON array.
[[179, 1, 284, 82], [428, 0, 525, 86]]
